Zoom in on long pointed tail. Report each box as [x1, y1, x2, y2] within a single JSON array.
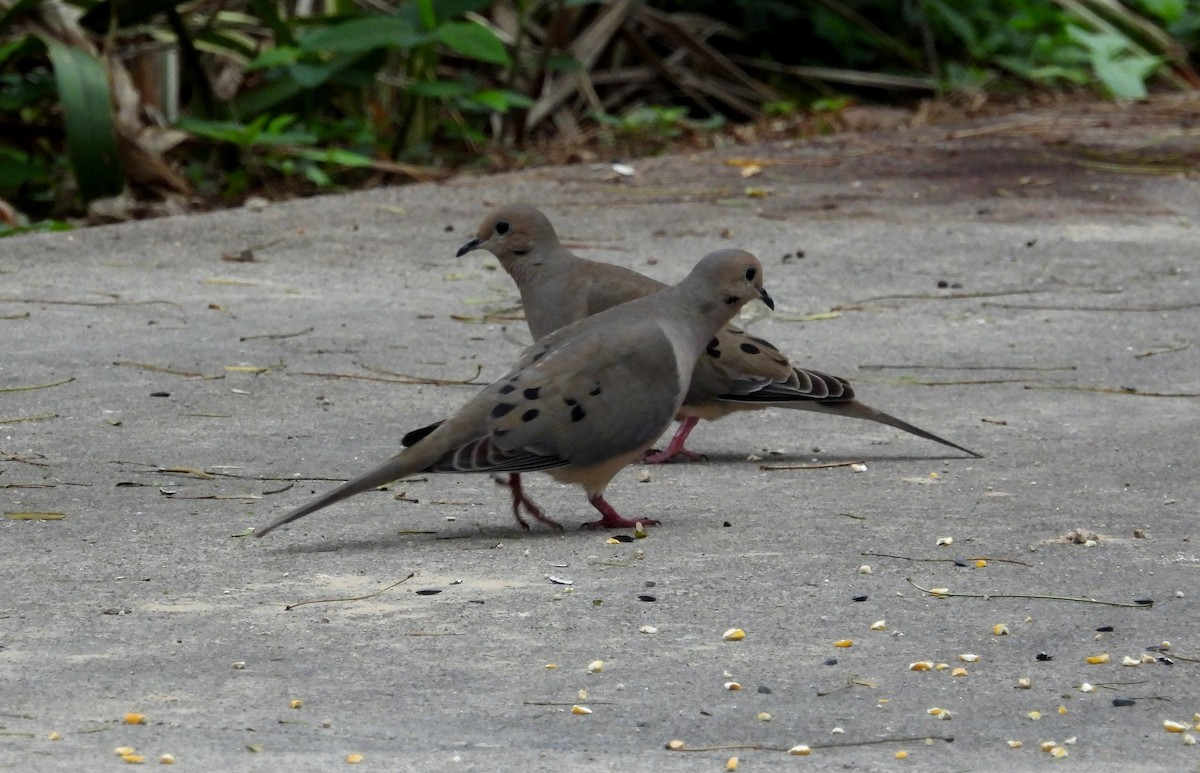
[[255, 452, 423, 538], [804, 399, 983, 458]]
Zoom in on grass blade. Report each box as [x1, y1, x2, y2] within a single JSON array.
[[45, 41, 123, 203]]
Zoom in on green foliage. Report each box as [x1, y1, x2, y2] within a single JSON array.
[[0, 0, 1196, 230]]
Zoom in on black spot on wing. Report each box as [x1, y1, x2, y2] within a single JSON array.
[[706, 337, 721, 358], [523, 387, 540, 400], [499, 384, 516, 394], [521, 408, 539, 422], [564, 397, 578, 406], [740, 342, 761, 355], [571, 404, 586, 423], [588, 384, 602, 396], [491, 402, 517, 419]]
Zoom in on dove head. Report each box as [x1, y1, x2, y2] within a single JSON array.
[[685, 249, 774, 318], [456, 203, 558, 265]]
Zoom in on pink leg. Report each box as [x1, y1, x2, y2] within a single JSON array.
[[643, 417, 706, 464], [580, 494, 661, 530], [494, 473, 563, 531]]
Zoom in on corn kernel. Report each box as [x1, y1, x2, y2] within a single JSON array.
[[959, 653, 979, 662], [725, 757, 738, 771], [1086, 653, 1110, 664], [975, 559, 988, 568], [1079, 682, 1095, 692], [571, 705, 592, 715], [869, 620, 887, 631], [757, 712, 772, 721], [159, 754, 175, 765], [1184, 735, 1196, 745], [788, 745, 812, 756], [722, 628, 745, 642], [114, 747, 137, 756], [935, 663, 950, 671], [587, 660, 604, 673], [993, 624, 1009, 636], [1050, 747, 1068, 758], [1058, 706, 1068, 715], [895, 750, 908, 760], [951, 667, 968, 677], [833, 639, 853, 648], [1121, 656, 1140, 667], [1016, 677, 1032, 689], [124, 713, 145, 725], [724, 682, 742, 691], [1007, 740, 1023, 749], [1164, 720, 1188, 733], [666, 739, 686, 750], [121, 755, 146, 765], [1040, 741, 1057, 752], [936, 536, 953, 546], [1027, 711, 1042, 720], [909, 661, 935, 671], [47, 731, 61, 741], [289, 699, 303, 709], [345, 753, 363, 764]]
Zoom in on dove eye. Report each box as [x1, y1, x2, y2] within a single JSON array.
[[744, 266, 757, 281], [495, 221, 511, 235]]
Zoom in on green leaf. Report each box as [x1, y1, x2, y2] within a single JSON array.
[[44, 42, 123, 203], [245, 46, 302, 71], [469, 89, 533, 111], [299, 17, 428, 54], [1094, 53, 1159, 98], [435, 21, 510, 66]]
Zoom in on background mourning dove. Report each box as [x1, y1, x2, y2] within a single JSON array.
[[256, 249, 774, 537], [453, 203, 981, 463]]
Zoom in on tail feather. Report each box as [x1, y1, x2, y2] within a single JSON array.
[[800, 399, 983, 458], [255, 453, 423, 538]]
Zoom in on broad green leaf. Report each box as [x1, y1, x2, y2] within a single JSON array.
[[245, 46, 302, 71], [436, 21, 510, 66], [469, 89, 533, 111], [299, 17, 427, 54], [45, 42, 123, 203]]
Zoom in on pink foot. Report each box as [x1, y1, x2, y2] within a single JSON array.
[[580, 494, 661, 530], [494, 474, 563, 531], [642, 417, 705, 464]]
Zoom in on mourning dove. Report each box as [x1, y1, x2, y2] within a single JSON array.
[[453, 203, 981, 463], [256, 249, 774, 537]]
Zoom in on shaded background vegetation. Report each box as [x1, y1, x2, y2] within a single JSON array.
[[1, 0, 1197, 233]]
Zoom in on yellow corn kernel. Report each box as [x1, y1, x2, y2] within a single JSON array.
[[1086, 653, 1110, 665], [722, 628, 745, 642], [571, 705, 592, 715], [833, 639, 853, 648], [123, 713, 145, 725], [788, 745, 812, 756]]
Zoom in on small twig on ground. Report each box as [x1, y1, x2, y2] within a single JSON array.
[[240, 327, 314, 341], [113, 360, 217, 379], [760, 460, 865, 471], [0, 377, 74, 393], [0, 413, 58, 424], [1023, 384, 1200, 398], [984, 301, 1200, 312], [295, 364, 486, 386], [666, 734, 952, 753], [907, 577, 1153, 607], [284, 573, 416, 610], [1134, 341, 1191, 359], [863, 551, 1032, 567]]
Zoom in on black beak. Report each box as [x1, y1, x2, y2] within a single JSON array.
[[456, 237, 482, 258], [759, 287, 775, 310]]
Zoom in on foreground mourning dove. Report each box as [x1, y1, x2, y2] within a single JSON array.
[[256, 249, 774, 537], [452, 203, 980, 463]]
